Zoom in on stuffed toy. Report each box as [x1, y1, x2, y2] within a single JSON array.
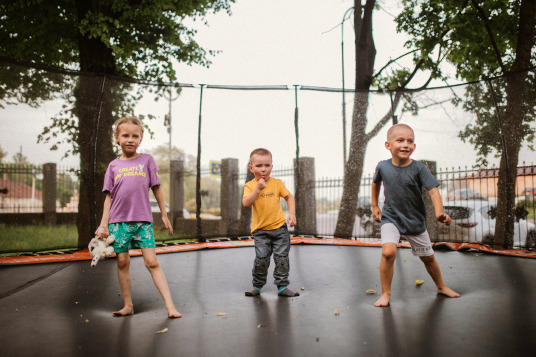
[[88, 229, 115, 267]]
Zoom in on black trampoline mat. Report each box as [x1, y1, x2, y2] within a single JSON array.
[[1, 245, 535, 357]]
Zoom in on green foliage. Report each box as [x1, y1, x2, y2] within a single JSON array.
[[0, 0, 235, 81], [0, 145, 6, 163], [0, 0, 235, 159], [397, 0, 527, 81], [458, 75, 536, 166], [397, 0, 536, 165]]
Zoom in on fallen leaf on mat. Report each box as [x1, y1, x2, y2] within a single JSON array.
[[415, 280, 424, 285], [216, 312, 227, 316], [154, 328, 168, 334], [366, 289, 377, 294]]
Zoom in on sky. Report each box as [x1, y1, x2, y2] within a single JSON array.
[[1, 0, 534, 178]]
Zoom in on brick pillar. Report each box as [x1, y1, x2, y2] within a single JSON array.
[[43, 163, 57, 225], [294, 157, 317, 236], [421, 160, 438, 242], [170, 160, 185, 227], [221, 158, 239, 237]]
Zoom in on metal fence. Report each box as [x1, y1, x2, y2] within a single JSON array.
[[1, 162, 535, 248], [0, 163, 79, 213]]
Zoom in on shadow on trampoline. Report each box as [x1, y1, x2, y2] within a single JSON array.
[[0, 240, 535, 357]]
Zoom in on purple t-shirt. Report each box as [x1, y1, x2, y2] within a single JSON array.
[[102, 153, 160, 223]]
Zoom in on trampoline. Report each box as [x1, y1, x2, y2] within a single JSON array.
[[1, 239, 535, 357]]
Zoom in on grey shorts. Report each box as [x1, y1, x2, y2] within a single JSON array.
[[381, 223, 433, 257]]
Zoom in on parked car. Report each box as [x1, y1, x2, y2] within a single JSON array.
[[440, 200, 536, 249], [356, 196, 381, 237], [447, 189, 486, 201], [522, 187, 536, 203], [150, 199, 190, 218]]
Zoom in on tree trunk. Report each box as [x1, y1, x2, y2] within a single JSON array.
[[493, 0, 536, 249], [75, 1, 117, 248], [334, 0, 376, 238]]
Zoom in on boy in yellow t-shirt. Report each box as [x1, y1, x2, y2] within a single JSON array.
[[243, 148, 299, 297]]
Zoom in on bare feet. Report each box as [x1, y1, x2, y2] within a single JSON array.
[[113, 305, 134, 316], [374, 294, 390, 307], [437, 286, 460, 298], [167, 307, 182, 318]]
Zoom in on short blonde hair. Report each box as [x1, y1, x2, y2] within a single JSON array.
[[249, 148, 272, 163], [113, 117, 144, 140], [387, 123, 414, 141]]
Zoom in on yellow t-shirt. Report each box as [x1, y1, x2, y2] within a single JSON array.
[[243, 177, 290, 234]]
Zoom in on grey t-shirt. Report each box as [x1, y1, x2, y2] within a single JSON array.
[[372, 159, 439, 235]]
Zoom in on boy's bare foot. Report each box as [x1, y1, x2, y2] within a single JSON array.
[[437, 287, 460, 298], [374, 295, 391, 307], [167, 308, 182, 318], [113, 305, 134, 316]]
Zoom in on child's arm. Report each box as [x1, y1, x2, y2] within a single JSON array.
[[96, 192, 112, 238], [242, 179, 266, 208], [371, 182, 382, 222], [152, 185, 173, 235], [284, 193, 296, 227], [427, 187, 451, 226]]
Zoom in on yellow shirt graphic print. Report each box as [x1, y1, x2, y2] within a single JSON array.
[[244, 178, 290, 234]]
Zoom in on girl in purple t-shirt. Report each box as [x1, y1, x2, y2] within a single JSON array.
[[96, 117, 181, 318]]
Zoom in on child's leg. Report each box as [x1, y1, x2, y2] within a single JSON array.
[[141, 248, 182, 318], [114, 252, 134, 316], [375, 242, 397, 307], [419, 254, 460, 298], [271, 225, 299, 297], [246, 230, 272, 296]]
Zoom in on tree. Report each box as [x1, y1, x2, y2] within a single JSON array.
[[0, 0, 235, 247], [396, 0, 536, 248], [334, 0, 431, 237], [0, 146, 6, 163]]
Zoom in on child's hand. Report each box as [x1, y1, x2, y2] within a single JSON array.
[[287, 215, 296, 228], [95, 226, 109, 239], [256, 178, 267, 190], [162, 216, 173, 235], [372, 206, 382, 222], [437, 213, 451, 226]]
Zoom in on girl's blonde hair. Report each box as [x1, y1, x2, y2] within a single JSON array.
[[113, 117, 144, 141]]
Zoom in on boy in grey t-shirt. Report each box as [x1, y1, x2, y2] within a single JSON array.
[[372, 124, 460, 307]]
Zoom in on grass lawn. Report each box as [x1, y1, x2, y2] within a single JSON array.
[[0, 224, 195, 256]]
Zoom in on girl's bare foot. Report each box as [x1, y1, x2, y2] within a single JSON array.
[[374, 294, 390, 307], [113, 305, 134, 316], [167, 307, 182, 318], [437, 286, 460, 298]]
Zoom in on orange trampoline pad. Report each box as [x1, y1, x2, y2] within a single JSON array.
[[1, 237, 534, 265]]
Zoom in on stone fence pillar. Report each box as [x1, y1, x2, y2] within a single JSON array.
[[170, 160, 185, 226], [221, 158, 239, 237], [294, 157, 316, 236], [43, 163, 57, 225]]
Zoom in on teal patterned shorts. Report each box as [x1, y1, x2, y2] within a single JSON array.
[[108, 222, 155, 253]]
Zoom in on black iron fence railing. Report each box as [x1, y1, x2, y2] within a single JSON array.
[[1, 162, 535, 249]]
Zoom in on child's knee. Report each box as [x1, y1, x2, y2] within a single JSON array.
[[116, 254, 130, 269], [419, 254, 435, 265], [144, 258, 160, 271], [274, 255, 289, 271], [381, 244, 397, 261], [254, 256, 270, 271]]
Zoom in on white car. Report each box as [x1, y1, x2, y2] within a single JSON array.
[[440, 200, 536, 249], [150, 199, 190, 218]]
